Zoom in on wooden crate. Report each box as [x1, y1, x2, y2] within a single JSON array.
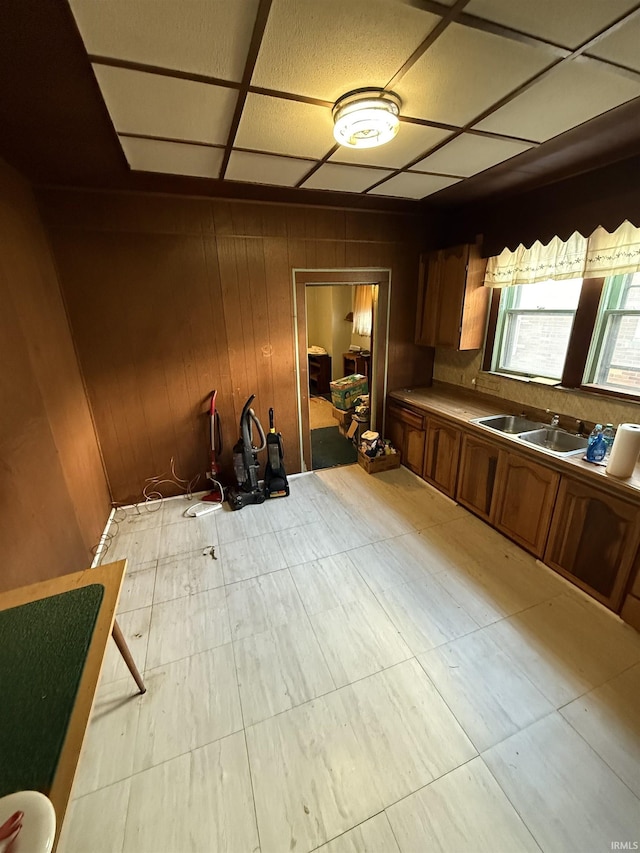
[[357, 450, 401, 474]]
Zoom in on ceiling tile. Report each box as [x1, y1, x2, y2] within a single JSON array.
[[302, 163, 393, 193], [330, 123, 453, 169], [369, 172, 461, 199], [93, 65, 237, 144], [120, 137, 224, 178], [226, 151, 313, 186], [413, 133, 533, 176], [252, 0, 440, 101], [234, 93, 334, 159], [70, 0, 259, 82], [588, 17, 640, 73], [465, 0, 639, 50], [395, 23, 555, 127], [475, 58, 640, 141]]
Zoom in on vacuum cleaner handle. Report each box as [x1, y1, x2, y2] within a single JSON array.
[[250, 409, 267, 451], [269, 407, 275, 433]]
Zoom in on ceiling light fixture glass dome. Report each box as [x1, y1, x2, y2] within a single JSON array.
[[332, 88, 401, 149]]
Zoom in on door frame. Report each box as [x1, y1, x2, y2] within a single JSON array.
[[292, 268, 391, 471]]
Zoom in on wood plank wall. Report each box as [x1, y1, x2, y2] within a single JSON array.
[[0, 161, 110, 591], [38, 188, 433, 504]]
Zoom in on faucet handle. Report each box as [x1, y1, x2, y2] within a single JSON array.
[[550, 413, 560, 427]]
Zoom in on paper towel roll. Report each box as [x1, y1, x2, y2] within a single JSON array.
[[606, 423, 640, 478]]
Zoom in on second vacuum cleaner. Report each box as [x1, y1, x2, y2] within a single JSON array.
[[228, 395, 267, 510]]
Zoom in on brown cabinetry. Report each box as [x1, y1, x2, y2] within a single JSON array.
[[493, 451, 560, 557], [544, 477, 640, 610], [415, 244, 489, 350], [386, 403, 426, 476], [424, 417, 461, 498], [456, 434, 500, 522]]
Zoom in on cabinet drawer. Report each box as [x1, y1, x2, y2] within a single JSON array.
[[387, 404, 425, 431]]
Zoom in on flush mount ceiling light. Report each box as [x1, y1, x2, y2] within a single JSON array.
[[332, 88, 401, 149]]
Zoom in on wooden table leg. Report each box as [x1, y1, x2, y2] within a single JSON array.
[[112, 619, 146, 694]]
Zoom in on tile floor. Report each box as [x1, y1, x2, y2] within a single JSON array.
[[58, 465, 640, 853]]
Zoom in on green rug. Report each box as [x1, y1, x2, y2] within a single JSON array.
[[311, 425, 357, 470], [0, 583, 104, 796]]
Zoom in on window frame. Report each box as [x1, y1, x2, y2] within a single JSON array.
[[482, 275, 640, 402]]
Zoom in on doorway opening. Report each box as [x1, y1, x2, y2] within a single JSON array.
[[293, 269, 391, 472]]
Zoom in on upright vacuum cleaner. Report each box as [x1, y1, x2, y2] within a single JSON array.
[[264, 408, 289, 499], [228, 395, 267, 510]]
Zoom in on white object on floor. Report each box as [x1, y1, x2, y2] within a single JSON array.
[[0, 791, 56, 853], [184, 501, 222, 517]]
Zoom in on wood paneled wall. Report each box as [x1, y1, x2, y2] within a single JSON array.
[[38, 188, 433, 503], [0, 161, 110, 591]]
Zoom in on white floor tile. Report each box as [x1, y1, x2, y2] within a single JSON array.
[[235, 617, 335, 725], [117, 565, 156, 614], [116, 503, 164, 530], [156, 517, 217, 560], [484, 713, 640, 853], [134, 644, 242, 772], [348, 540, 431, 593], [486, 594, 640, 706], [375, 576, 479, 654], [561, 663, 640, 797], [73, 679, 142, 797], [317, 813, 401, 853], [418, 629, 554, 751], [59, 779, 130, 853], [387, 757, 539, 853], [290, 552, 373, 615], [124, 732, 259, 853], [275, 520, 344, 567], [101, 607, 151, 685], [220, 532, 287, 584], [311, 595, 412, 687], [153, 549, 224, 603], [262, 493, 318, 531], [247, 660, 476, 853], [146, 587, 229, 668], [102, 527, 160, 568], [226, 568, 306, 640], [215, 504, 273, 544]]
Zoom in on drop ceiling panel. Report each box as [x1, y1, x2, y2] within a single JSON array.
[[413, 133, 533, 177], [302, 163, 393, 193], [120, 137, 224, 178], [93, 66, 237, 144], [70, 0, 259, 82], [395, 24, 555, 127], [476, 59, 640, 142], [588, 17, 640, 73], [226, 151, 313, 186], [465, 0, 639, 50], [330, 123, 453, 169], [370, 172, 461, 199], [235, 93, 334, 159], [252, 0, 440, 101]]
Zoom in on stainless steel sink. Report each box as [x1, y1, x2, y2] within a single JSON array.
[[471, 414, 589, 458], [472, 414, 545, 434], [518, 428, 588, 456]]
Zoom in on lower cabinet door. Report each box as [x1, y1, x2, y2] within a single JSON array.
[[404, 426, 426, 475], [544, 477, 640, 610], [456, 434, 500, 521], [492, 451, 559, 557], [424, 418, 461, 498]]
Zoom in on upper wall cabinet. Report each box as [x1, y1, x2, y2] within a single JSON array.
[[415, 244, 489, 350]]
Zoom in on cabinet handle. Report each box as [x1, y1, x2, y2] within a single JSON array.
[[486, 456, 497, 515]]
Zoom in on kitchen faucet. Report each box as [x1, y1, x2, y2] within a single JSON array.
[[550, 413, 560, 427]]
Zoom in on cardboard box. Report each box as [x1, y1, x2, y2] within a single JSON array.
[[332, 405, 354, 427], [358, 450, 401, 474], [330, 374, 369, 410]]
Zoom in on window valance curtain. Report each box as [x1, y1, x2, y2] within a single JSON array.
[[352, 285, 374, 336], [484, 220, 640, 287]]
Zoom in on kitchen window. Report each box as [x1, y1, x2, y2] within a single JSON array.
[[482, 221, 640, 402], [584, 272, 640, 393], [491, 278, 583, 381]]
